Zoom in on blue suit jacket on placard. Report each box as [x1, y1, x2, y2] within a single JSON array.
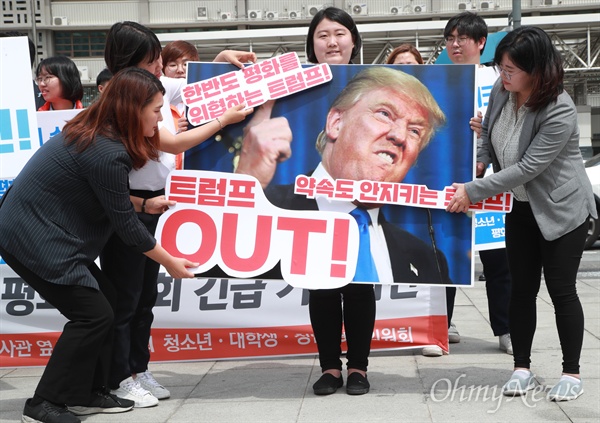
[[256, 182, 454, 285]]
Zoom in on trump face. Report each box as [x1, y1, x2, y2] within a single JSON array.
[[321, 87, 430, 183]]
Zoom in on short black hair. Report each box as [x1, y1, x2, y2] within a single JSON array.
[[305, 7, 362, 64], [36, 56, 83, 103], [96, 68, 113, 88], [0, 31, 36, 67], [105, 21, 162, 74], [444, 12, 488, 55]]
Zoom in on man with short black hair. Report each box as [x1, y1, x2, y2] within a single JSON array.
[[95, 68, 112, 94]]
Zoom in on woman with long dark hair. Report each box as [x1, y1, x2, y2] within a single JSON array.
[[447, 26, 596, 402], [0, 67, 199, 423]]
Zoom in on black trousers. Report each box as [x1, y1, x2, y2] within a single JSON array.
[[506, 201, 586, 374], [445, 248, 511, 335], [309, 283, 375, 372], [480, 248, 511, 336], [100, 205, 161, 389], [0, 247, 115, 406]]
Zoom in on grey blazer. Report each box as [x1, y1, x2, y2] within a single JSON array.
[[465, 79, 597, 241], [0, 133, 156, 289]]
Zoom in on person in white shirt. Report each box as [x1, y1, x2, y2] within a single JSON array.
[[100, 21, 255, 408]]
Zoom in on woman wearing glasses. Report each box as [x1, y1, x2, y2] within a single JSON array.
[[447, 26, 596, 402], [35, 56, 84, 111], [161, 39, 200, 134]]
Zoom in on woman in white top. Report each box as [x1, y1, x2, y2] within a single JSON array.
[[100, 21, 255, 408]]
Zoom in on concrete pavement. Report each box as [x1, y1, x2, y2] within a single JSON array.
[[1, 251, 598, 423]]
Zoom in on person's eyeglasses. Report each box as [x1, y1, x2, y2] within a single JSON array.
[[496, 66, 524, 81], [35, 75, 57, 85], [444, 36, 471, 46]]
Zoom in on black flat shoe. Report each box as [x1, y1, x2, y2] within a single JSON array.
[[346, 372, 370, 395], [313, 373, 343, 395]]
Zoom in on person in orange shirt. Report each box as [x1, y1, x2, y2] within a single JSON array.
[[35, 56, 84, 111]]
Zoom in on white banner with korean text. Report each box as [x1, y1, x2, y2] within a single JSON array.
[[0, 263, 447, 366]]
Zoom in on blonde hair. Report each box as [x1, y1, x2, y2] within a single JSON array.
[[316, 67, 445, 154]]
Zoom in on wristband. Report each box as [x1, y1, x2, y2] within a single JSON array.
[[216, 117, 224, 130], [141, 198, 147, 214]]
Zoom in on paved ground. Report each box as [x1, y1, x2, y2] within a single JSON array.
[[1, 250, 598, 423]]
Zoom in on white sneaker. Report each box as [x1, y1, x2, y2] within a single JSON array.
[[502, 370, 536, 396], [499, 333, 513, 355], [136, 370, 171, 400], [422, 346, 443, 357], [547, 375, 583, 401], [448, 322, 460, 343], [110, 376, 159, 408]]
